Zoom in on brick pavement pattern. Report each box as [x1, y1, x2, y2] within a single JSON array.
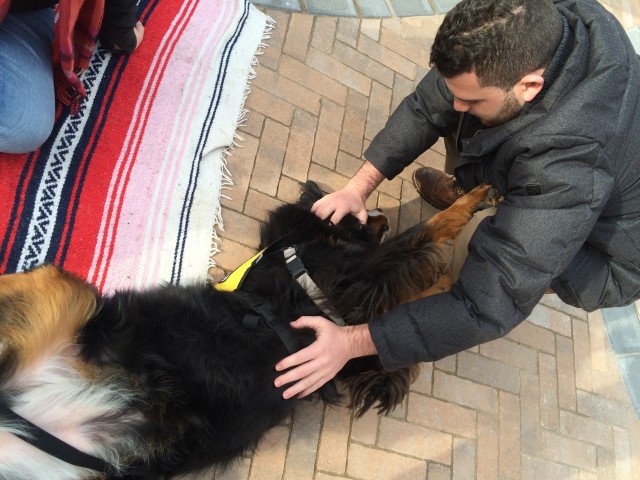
[[202, 5, 640, 480]]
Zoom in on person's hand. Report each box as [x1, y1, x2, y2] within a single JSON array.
[[311, 186, 368, 225], [274, 317, 376, 399], [133, 21, 145, 50], [310, 160, 385, 224]]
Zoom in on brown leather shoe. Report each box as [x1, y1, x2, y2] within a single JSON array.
[[413, 167, 464, 210]]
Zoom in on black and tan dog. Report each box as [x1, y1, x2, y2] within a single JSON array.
[[0, 181, 493, 479]]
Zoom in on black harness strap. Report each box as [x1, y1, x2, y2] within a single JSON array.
[[235, 291, 302, 355], [234, 285, 340, 401], [0, 400, 114, 474]]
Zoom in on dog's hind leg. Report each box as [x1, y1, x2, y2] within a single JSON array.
[[418, 273, 453, 297], [0, 266, 97, 384], [426, 184, 496, 243], [0, 268, 150, 479], [340, 186, 496, 415]]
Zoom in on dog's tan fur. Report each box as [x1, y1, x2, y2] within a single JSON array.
[[0, 267, 96, 379]]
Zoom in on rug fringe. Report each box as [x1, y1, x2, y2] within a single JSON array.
[[208, 12, 276, 278]]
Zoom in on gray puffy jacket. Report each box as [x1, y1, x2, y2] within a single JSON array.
[[366, 0, 640, 368]]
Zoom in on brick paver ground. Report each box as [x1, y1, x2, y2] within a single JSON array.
[[203, 4, 640, 479]]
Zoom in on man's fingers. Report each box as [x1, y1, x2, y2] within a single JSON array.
[[299, 377, 332, 398], [278, 365, 320, 398], [310, 189, 367, 225], [289, 315, 323, 330], [356, 209, 368, 224], [282, 378, 310, 399], [282, 372, 328, 399], [314, 203, 342, 224], [310, 198, 333, 218], [275, 317, 331, 373], [275, 346, 314, 373], [274, 316, 346, 399], [329, 210, 346, 225], [275, 355, 314, 382]]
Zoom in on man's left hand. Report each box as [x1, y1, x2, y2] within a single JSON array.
[[274, 317, 377, 399]]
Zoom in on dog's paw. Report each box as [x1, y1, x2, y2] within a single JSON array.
[[466, 184, 500, 212]]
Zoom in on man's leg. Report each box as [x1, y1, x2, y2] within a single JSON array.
[[449, 206, 496, 282], [551, 245, 640, 310], [449, 216, 640, 309], [443, 134, 458, 175], [0, 9, 55, 154]]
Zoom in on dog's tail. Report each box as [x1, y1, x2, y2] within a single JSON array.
[[343, 364, 420, 417]]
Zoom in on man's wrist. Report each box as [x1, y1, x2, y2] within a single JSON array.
[[344, 324, 377, 359], [346, 161, 385, 200]]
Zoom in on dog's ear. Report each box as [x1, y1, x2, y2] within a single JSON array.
[[298, 181, 324, 209]]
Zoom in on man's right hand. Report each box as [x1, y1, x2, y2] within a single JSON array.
[[311, 186, 368, 225], [310, 160, 386, 225]]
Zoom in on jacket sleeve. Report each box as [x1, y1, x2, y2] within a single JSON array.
[[369, 139, 614, 369], [99, 0, 137, 53], [364, 68, 460, 180]]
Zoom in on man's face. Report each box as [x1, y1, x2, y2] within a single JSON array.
[[444, 71, 524, 127]]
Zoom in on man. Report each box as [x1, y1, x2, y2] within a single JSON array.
[[274, 0, 640, 400]]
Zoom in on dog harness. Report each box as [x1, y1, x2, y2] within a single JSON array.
[[215, 244, 345, 326], [282, 246, 345, 326], [214, 247, 266, 292], [214, 243, 342, 399]]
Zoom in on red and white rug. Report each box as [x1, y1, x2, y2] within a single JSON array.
[[0, 0, 270, 293]]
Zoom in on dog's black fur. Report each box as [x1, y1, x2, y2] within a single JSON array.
[[0, 181, 492, 479]]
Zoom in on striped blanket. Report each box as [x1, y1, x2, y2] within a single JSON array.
[[0, 0, 269, 293]]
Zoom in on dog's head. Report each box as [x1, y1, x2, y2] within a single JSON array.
[[236, 180, 439, 417], [259, 181, 387, 250]]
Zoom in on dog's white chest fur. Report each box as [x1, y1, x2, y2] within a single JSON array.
[[0, 350, 146, 479]]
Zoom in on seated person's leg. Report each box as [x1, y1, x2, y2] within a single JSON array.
[[0, 8, 55, 154]]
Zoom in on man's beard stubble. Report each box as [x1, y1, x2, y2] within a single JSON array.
[[482, 91, 523, 127]]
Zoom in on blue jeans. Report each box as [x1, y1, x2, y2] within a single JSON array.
[[0, 8, 55, 154]]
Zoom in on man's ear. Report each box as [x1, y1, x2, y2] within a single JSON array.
[[517, 70, 545, 103]]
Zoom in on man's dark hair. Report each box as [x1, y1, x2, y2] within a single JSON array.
[[430, 0, 563, 89]]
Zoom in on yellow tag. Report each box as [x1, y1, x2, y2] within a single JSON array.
[[214, 248, 266, 292]]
